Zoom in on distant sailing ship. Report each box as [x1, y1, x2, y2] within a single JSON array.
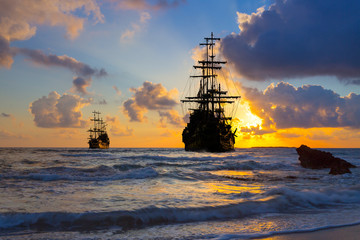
[[181, 33, 240, 152], [88, 111, 110, 149]]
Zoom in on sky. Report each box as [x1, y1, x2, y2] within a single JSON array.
[[1, 0, 360, 148]]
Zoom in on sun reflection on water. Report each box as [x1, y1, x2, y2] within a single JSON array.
[[208, 170, 265, 198]]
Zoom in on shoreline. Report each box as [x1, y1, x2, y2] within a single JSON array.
[[257, 223, 360, 240]]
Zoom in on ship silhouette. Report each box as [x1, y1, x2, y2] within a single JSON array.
[[181, 33, 240, 152], [88, 111, 110, 149]]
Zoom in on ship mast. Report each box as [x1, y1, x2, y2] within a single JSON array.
[[181, 32, 240, 120], [88, 111, 107, 139]]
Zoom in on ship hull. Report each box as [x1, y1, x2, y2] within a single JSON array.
[[182, 112, 235, 152], [88, 133, 110, 149], [88, 139, 109, 149], [182, 129, 235, 152]]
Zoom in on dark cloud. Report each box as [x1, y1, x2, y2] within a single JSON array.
[[242, 82, 360, 129], [15, 48, 107, 94], [221, 0, 360, 81], [29, 91, 90, 128], [72, 77, 92, 95], [17, 48, 107, 78], [1, 113, 11, 118], [123, 81, 178, 122], [1, 41, 107, 95]]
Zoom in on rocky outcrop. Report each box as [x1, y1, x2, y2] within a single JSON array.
[[329, 161, 352, 175], [296, 145, 356, 175]]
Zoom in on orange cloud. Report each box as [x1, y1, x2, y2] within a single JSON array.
[[29, 91, 90, 128], [123, 81, 179, 122]]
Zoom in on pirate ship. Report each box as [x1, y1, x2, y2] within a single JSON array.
[[88, 111, 110, 149], [181, 33, 240, 152]]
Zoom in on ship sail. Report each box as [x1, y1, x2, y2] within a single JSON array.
[[181, 33, 240, 152], [88, 111, 110, 149]]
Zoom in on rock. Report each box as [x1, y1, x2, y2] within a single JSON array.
[[329, 161, 352, 175], [296, 145, 356, 174]]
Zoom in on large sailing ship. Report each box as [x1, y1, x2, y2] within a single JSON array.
[[181, 33, 240, 152], [88, 111, 110, 149]]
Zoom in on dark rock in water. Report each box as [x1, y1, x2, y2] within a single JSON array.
[[296, 145, 356, 174], [329, 161, 352, 175]]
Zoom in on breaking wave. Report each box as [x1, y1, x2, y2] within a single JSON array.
[[2, 186, 360, 232]]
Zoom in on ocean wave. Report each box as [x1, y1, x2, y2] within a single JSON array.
[[120, 154, 251, 162], [3, 165, 158, 181], [197, 160, 292, 171], [2, 186, 360, 232], [263, 186, 360, 208]]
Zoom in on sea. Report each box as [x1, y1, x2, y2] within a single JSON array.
[[1, 147, 360, 239]]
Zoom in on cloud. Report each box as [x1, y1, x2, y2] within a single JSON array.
[[123, 99, 146, 122], [220, 0, 360, 81], [0, 0, 103, 68], [110, 0, 186, 11], [106, 115, 134, 136], [71, 77, 92, 95], [120, 11, 151, 42], [0, 36, 15, 68], [29, 91, 90, 128], [123, 81, 178, 122], [0, 1, 107, 95], [158, 110, 185, 128], [1, 113, 11, 118], [242, 81, 360, 130], [17, 49, 107, 78], [14, 48, 107, 94], [0, 0, 103, 41]]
